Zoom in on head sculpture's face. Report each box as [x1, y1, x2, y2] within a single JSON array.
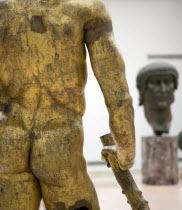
[[137, 63, 178, 135], [144, 74, 175, 110]]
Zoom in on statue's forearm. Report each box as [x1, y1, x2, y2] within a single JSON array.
[[109, 99, 135, 168], [87, 36, 135, 168]]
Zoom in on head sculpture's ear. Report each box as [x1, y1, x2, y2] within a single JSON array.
[[139, 92, 144, 106], [172, 74, 179, 90], [137, 86, 144, 106], [136, 73, 146, 106]]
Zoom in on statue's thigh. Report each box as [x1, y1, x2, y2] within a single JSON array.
[[30, 124, 100, 210], [0, 125, 30, 173], [30, 124, 85, 185], [41, 180, 100, 210]]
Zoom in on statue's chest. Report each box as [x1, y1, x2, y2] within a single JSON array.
[[29, 14, 78, 39], [0, 1, 82, 43]]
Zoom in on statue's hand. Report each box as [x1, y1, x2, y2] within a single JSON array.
[[102, 145, 134, 170], [116, 147, 135, 171], [101, 145, 117, 168]]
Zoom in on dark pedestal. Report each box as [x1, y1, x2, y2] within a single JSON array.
[[142, 136, 179, 185]]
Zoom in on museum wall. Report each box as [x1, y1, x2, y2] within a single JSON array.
[[83, 0, 182, 169]]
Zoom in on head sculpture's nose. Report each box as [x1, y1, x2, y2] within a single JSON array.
[[159, 80, 167, 93]]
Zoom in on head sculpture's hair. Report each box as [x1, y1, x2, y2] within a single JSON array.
[[137, 62, 178, 105]]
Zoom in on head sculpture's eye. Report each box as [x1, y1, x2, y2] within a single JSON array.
[[164, 77, 175, 86], [147, 77, 162, 89]]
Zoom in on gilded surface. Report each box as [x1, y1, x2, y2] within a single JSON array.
[[101, 134, 150, 210], [0, 0, 135, 209]]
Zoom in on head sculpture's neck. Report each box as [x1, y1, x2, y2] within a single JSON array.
[[144, 104, 171, 136]]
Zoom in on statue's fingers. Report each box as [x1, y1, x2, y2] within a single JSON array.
[[102, 148, 117, 158], [101, 153, 111, 168], [101, 152, 108, 161]]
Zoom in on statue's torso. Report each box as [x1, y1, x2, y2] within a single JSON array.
[[0, 0, 92, 118]]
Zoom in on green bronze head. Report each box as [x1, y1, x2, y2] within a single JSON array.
[[137, 62, 178, 136]]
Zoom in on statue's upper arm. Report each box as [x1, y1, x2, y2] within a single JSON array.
[[84, 0, 113, 45]]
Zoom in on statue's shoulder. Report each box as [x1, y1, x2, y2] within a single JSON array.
[[79, 0, 111, 32], [63, 0, 93, 18], [64, 0, 108, 22]]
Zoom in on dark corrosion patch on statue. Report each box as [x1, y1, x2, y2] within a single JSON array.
[[84, 20, 112, 45], [3, 104, 11, 113], [63, 24, 73, 37], [68, 200, 91, 210], [0, 26, 8, 41], [29, 131, 40, 141], [54, 202, 66, 210], [40, 0, 60, 6], [31, 16, 47, 34]]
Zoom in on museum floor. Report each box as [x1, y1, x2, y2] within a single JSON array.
[[40, 168, 182, 210]]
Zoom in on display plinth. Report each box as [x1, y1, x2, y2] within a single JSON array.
[[142, 136, 178, 185]]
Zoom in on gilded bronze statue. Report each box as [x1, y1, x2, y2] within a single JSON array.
[[137, 62, 178, 136], [0, 0, 135, 209]]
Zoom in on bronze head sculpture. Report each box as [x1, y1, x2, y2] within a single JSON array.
[[137, 62, 178, 136]]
